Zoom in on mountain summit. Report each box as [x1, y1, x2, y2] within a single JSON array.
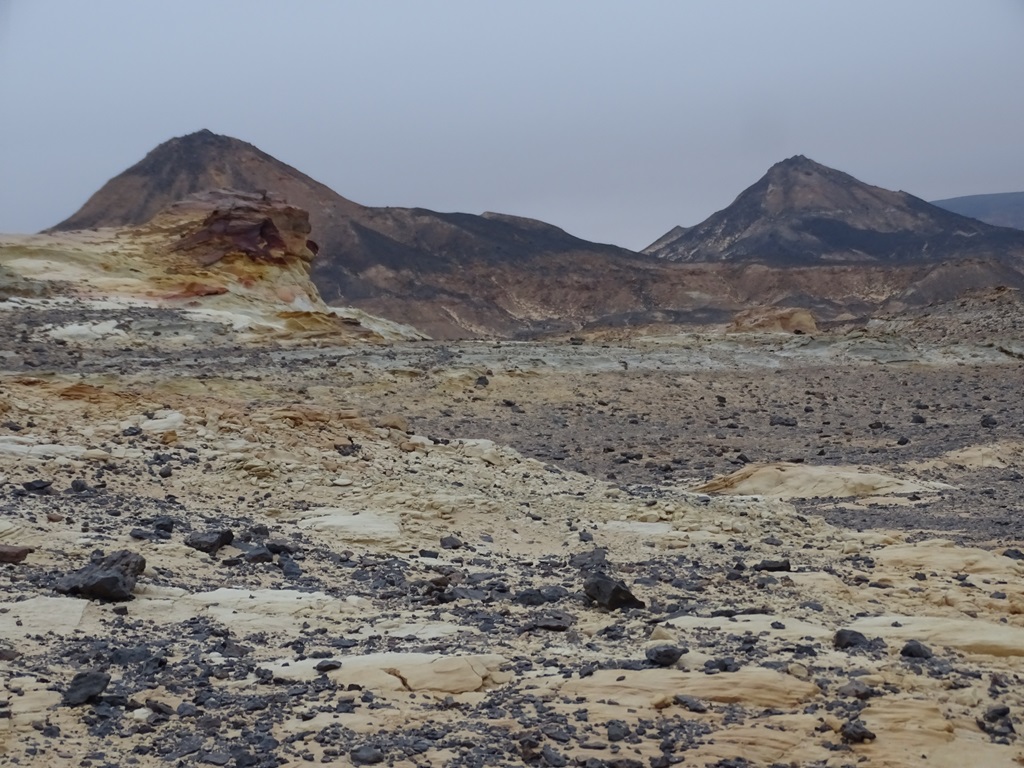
[[644, 155, 1024, 265], [49, 129, 362, 232]]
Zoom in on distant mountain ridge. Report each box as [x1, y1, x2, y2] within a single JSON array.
[[644, 155, 1024, 266], [931, 191, 1024, 231], [47, 134, 1024, 337], [49, 130, 650, 337]]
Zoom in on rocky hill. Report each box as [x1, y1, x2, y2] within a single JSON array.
[[644, 155, 1024, 266], [49, 130, 653, 338], [932, 191, 1024, 231]]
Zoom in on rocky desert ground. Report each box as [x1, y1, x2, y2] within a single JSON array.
[[2, 194, 1024, 768]]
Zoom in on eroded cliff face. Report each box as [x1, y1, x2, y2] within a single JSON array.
[[2, 189, 425, 345]]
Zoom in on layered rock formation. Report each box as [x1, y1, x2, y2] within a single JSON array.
[[6, 188, 422, 345]]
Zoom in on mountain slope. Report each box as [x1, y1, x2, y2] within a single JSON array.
[[931, 191, 1024, 231], [49, 130, 652, 337], [645, 155, 1024, 265]]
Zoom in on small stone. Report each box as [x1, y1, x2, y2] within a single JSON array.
[[840, 719, 876, 743], [673, 694, 708, 713], [606, 720, 630, 742], [350, 746, 385, 765], [243, 546, 274, 564], [900, 639, 933, 659], [314, 659, 342, 673], [837, 679, 875, 699], [184, 529, 234, 555], [753, 559, 791, 572], [583, 572, 645, 611], [21, 479, 52, 493], [70, 478, 89, 493], [0, 545, 33, 564], [158, 465, 173, 478], [833, 629, 870, 650], [56, 549, 146, 602], [62, 670, 110, 706], [981, 415, 998, 428], [645, 645, 685, 667], [440, 535, 463, 550]]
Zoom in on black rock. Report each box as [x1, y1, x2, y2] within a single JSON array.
[[645, 645, 686, 667], [523, 610, 574, 632], [184, 529, 234, 555], [673, 694, 708, 713], [570, 548, 608, 570], [440, 535, 463, 550], [314, 659, 342, 673], [158, 465, 173, 478], [278, 554, 303, 578], [244, 546, 274, 564], [900, 639, 933, 659], [769, 415, 797, 427], [541, 744, 568, 767], [515, 589, 548, 607], [350, 746, 385, 765], [62, 670, 111, 706], [200, 753, 231, 766], [55, 549, 146, 602], [70, 478, 90, 493], [833, 629, 870, 650], [583, 572, 645, 611], [607, 719, 630, 741], [753, 559, 791, 572], [840, 719, 876, 743], [21, 479, 52, 493], [981, 415, 998, 428], [984, 705, 1011, 723], [836, 679, 875, 700], [1003, 548, 1024, 561]]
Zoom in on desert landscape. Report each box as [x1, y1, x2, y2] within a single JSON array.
[[1, 136, 1023, 768]]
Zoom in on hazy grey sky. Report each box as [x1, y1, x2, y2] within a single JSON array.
[[1, 1, 1022, 249]]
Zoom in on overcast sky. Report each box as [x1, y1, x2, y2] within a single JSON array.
[[1, 1, 1022, 249]]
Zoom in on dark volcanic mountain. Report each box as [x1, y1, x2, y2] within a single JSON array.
[[644, 155, 1024, 266], [931, 191, 1024, 231], [50, 130, 654, 337]]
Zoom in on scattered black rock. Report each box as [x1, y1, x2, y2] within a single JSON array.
[[0, 544, 33, 564], [62, 669, 111, 706], [21, 479, 52, 493], [440, 535, 463, 550], [314, 659, 342, 673], [836, 679, 875, 700], [645, 645, 686, 667], [753, 559, 791, 572], [673, 694, 709, 713], [769, 415, 797, 427], [350, 745, 385, 765], [583, 572, 645, 610], [833, 629, 870, 650], [522, 610, 574, 632], [900, 639, 933, 659], [184, 529, 234, 555], [840, 719, 876, 743], [55, 549, 146, 601]]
